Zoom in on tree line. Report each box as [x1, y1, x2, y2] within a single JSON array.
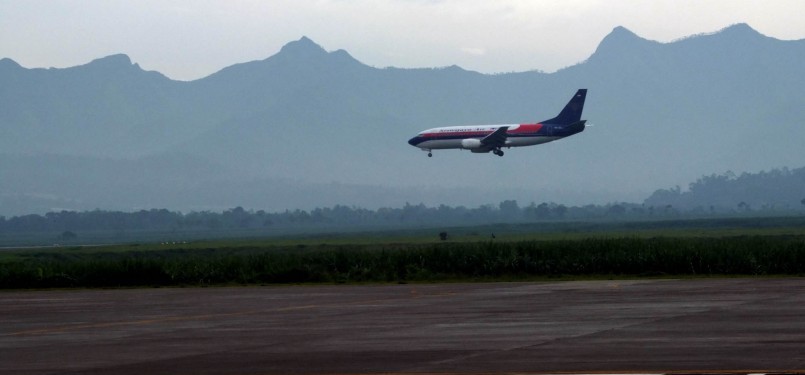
[[1, 198, 801, 235], [2, 166, 803, 234], [0, 203, 605, 233]]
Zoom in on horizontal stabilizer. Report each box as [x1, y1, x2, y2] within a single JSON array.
[[566, 120, 586, 133]]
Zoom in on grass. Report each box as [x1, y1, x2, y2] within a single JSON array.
[[2, 233, 804, 289], [3, 216, 805, 289], [5, 215, 805, 249]]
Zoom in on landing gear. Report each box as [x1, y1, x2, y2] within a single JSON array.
[[428, 152, 432, 157], [492, 148, 504, 157]]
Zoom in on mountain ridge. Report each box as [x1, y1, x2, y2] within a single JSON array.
[[3, 23, 799, 80]]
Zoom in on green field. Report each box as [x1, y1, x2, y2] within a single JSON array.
[[2, 216, 805, 289]]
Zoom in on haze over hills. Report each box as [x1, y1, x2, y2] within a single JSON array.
[[1, 24, 803, 216]]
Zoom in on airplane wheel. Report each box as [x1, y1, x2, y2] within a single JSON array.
[[498, 151, 504, 157], [428, 152, 432, 157]]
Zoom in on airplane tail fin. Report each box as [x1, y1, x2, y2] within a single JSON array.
[[542, 89, 587, 125]]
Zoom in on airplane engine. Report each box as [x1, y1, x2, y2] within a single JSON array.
[[460, 139, 482, 149]]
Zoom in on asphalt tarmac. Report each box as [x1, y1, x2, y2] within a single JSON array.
[[2, 278, 805, 374]]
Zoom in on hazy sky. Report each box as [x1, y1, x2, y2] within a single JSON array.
[[2, 0, 804, 81]]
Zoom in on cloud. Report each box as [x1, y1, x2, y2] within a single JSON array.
[[460, 47, 486, 56]]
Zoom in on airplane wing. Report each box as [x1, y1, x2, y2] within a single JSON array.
[[480, 126, 509, 148]]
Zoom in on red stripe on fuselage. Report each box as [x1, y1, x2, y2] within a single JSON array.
[[509, 123, 542, 134]]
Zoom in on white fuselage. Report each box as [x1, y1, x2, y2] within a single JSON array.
[[412, 124, 558, 150]]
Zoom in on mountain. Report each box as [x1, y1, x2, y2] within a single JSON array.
[[1, 24, 804, 216]]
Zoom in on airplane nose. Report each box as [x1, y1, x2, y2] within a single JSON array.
[[408, 137, 418, 146]]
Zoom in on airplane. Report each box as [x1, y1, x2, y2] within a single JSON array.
[[407, 89, 587, 157]]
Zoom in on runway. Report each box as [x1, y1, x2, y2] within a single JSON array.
[[2, 279, 805, 374]]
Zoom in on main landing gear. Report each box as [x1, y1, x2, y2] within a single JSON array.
[[492, 148, 504, 157]]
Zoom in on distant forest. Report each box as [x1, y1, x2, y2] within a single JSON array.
[[1, 167, 803, 235], [645, 167, 805, 212]]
